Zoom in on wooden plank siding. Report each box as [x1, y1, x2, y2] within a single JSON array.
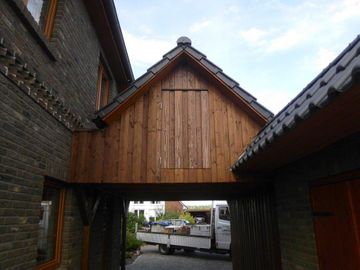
[[70, 64, 262, 184]]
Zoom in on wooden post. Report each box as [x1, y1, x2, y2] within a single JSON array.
[[82, 226, 90, 270], [75, 188, 103, 270], [120, 199, 129, 270]]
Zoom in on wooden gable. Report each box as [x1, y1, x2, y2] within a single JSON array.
[[70, 63, 263, 184]]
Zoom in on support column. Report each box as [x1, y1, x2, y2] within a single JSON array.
[[120, 199, 129, 270], [104, 196, 122, 270], [228, 190, 281, 270]]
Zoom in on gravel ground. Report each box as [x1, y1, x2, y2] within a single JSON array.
[[127, 245, 232, 270]]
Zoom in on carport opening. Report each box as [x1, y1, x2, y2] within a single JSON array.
[[125, 198, 232, 269]]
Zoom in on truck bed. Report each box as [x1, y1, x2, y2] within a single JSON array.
[[137, 231, 212, 250]]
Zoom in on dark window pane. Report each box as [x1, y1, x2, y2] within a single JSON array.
[[219, 207, 230, 221], [37, 186, 60, 265]]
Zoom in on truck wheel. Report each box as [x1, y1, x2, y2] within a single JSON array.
[[158, 244, 175, 255]]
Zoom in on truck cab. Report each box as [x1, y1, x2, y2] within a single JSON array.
[[214, 204, 231, 250]]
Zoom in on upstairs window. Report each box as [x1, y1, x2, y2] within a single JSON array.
[[22, 0, 58, 38], [96, 61, 110, 110]]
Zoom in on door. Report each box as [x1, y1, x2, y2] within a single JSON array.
[[311, 179, 360, 270], [215, 205, 231, 250]]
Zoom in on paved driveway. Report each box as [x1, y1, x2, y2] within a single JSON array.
[[127, 245, 232, 270]]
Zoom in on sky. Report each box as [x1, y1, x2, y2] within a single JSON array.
[[115, 0, 360, 114]]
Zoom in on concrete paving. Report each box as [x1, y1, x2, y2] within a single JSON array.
[[127, 245, 232, 270]]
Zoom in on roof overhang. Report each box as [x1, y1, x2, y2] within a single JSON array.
[[233, 78, 360, 173], [83, 0, 134, 90], [232, 34, 360, 173]]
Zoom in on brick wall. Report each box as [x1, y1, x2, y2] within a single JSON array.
[[165, 201, 184, 214], [274, 179, 319, 270], [59, 189, 83, 270], [0, 74, 71, 269], [0, 0, 118, 128], [0, 0, 122, 268], [274, 132, 360, 270]]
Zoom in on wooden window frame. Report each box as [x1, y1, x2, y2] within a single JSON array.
[[43, 0, 58, 39], [37, 180, 66, 270], [21, 0, 58, 39], [96, 61, 110, 110]]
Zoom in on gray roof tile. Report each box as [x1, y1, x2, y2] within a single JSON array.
[[200, 58, 222, 74], [95, 37, 273, 126], [233, 86, 256, 103], [134, 72, 154, 88], [163, 46, 184, 60], [147, 58, 170, 73], [185, 47, 206, 60], [216, 72, 239, 88], [232, 34, 360, 171]]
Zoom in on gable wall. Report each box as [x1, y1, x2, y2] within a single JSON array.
[[71, 64, 262, 184]]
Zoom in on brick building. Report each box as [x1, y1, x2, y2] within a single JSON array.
[[0, 0, 132, 269], [1, 0, 359, 269]]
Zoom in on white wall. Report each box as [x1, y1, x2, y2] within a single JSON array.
[[128, 201, 165, 221]]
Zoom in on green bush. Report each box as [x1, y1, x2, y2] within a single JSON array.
[[126, 232, 142, 251], [179, 212, 195, 224], [127, 212, 146, 233], [157, 211, 179, 221]]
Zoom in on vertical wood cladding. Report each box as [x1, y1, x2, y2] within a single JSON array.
[[161, 90, 210, 169], [70, 64, 262, 184], [228, 191, 281, 270]]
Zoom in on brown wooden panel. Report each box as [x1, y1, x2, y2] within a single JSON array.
[[348, 179, 360, 260], [132, 97, 144, 183], [311, 180, 360, 270], [70, 63, 263, 184], [174, 90, 183, 168]]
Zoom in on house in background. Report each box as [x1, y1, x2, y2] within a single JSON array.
[[165, 201, 187, 215], [129, 201, 164, 221], [129, 201, 187, 221]]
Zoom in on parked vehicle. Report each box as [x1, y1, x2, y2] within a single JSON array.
[[136, 204, 231, 254]]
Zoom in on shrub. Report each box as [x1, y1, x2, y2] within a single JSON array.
[[127, 212, 146, 233], [126, 232, 142, 251], [179, 212, 195, 224], [157, 211, 179, 221]]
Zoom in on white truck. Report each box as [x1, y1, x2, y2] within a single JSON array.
[[136, 204, 231, 255]]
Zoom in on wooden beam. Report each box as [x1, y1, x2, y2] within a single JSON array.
[[120, 199, 129, 270], [82, 226, 90, 270]]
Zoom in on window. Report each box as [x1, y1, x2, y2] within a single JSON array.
[[152, 201, 160, 204], [134, 201, 139, 204], [139, 210, 144, 217], [96, 62, 110, 110], [22, 0, 58, 39], [37, 180, 65, 269], [134, 210, 138, 216], [219, 206, 230, 221]]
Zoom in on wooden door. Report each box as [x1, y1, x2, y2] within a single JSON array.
[[311, 179, 360, 270]]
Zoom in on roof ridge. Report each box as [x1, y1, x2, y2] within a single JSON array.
[[95, 37, 273, 125]]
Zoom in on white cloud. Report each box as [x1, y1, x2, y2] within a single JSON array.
[[123, 31, 173, 75], [189, 19, 211, 33], [327, 0, 360, 22], [240, 27, 269, 45], [266, 23, 312, 53], [313, 48, 337, 71]]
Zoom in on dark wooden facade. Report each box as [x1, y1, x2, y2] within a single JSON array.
[[70, 64, 263, 184]]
